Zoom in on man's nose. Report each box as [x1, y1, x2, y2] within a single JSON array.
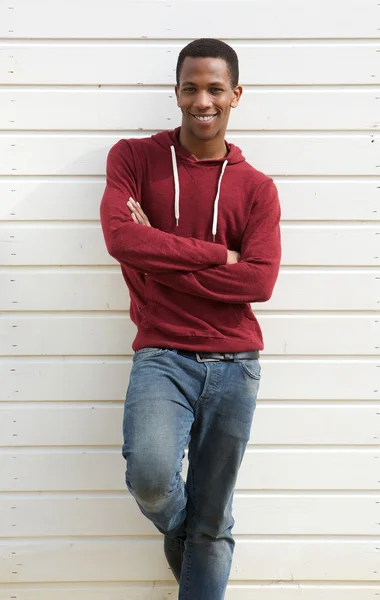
[[194, 91, 212, 110]]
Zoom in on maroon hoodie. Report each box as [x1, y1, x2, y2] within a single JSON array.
[[100, 127, 281, 352]]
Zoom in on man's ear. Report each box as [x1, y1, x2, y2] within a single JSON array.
[[231, 85, 243, 108], [175, 85, 180, 107]]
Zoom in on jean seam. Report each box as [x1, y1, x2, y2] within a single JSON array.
[[184, 456, 196, 599], [191, 362, 210, 410]]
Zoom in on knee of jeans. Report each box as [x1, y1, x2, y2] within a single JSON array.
[[126, 470, 179, 508]]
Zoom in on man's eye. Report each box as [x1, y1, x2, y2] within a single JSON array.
[[183, 87, 195, 92], [211, 88, 223, 93]]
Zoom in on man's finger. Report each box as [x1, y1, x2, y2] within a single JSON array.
[[127, 198, 151, 226], [135, 210, 145, 224], [133, 203, 147, 220], [128, 199, 144, 218], [133, 205, 151, 226], [128, 200, 143, 220]]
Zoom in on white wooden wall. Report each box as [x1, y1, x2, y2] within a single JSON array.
[[0, 1, 379, 598]]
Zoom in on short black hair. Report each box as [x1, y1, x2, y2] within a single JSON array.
[[176, 38, 239, 88]]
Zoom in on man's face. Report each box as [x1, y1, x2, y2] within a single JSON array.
[[175, 56, 242, 143]]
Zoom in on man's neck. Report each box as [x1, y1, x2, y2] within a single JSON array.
[[178, 128, 227, 161]]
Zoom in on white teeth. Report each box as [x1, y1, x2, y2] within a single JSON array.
[[194, 115, 216, 121]]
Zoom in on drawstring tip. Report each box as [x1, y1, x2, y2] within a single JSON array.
[[212, 234, 216, 242], [176, 218, 179, 226]]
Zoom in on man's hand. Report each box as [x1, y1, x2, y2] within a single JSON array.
[[127, 197, 151, 227], [226, 250, 241, 264]]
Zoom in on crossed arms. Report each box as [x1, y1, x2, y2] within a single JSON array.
[[100, 141, 281, 305]]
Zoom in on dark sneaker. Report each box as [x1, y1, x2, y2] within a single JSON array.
[[164, 535, 186, 583]]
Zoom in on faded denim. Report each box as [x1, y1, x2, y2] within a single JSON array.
[[122, 348, 260, 600]]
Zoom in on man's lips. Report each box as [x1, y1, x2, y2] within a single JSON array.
[[190, 113, 218, 122]]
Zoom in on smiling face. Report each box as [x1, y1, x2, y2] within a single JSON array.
[[175, 56, 242, 150]]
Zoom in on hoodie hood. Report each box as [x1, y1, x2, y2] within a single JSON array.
[[151, 127, 245, 240]]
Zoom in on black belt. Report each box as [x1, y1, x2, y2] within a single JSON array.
[[177, 350, 260, 363]]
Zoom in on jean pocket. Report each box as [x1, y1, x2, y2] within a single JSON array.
[[239, 359, 261, 380]]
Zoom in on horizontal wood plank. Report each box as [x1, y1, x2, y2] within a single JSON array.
[[2, 134, 378, 176], [10, 42, 380, 85], [1, 403, 379, 447], [0, 583, 379, 600], [1, 449, 379, 491], [2, 89, 379, 131], [1, 358, 378, 402], [262, 314, 380, 356], [1, 179, 379, 222], [1, 0, 377, 38], [1, 314, 379, 356], [1, 493, 379, 536], [1, 269, 378, 311], [1, 538, 379, 582], [1, 224, 379, 267], [1, 44, 379, 85]]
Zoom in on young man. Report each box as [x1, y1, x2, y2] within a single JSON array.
[[100, 38, 281, 600]]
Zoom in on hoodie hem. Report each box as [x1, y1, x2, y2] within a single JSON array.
[[132, 332, 263, 353]]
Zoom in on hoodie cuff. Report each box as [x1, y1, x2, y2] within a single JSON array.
[[212, 244, 228, 266]]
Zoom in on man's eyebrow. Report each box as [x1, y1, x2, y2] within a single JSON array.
[[180, 81, 225, 87]]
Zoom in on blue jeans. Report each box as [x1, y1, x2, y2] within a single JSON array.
[[122, 348, 260, 600]]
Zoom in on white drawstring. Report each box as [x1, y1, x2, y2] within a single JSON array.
[[170, 146, 228, 241], [170, 146, 180, 226], [212, 159, 228, 242]]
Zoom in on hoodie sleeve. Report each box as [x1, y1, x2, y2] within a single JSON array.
[[150, 179, 281, 303], [100, 140, 228, 273]]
